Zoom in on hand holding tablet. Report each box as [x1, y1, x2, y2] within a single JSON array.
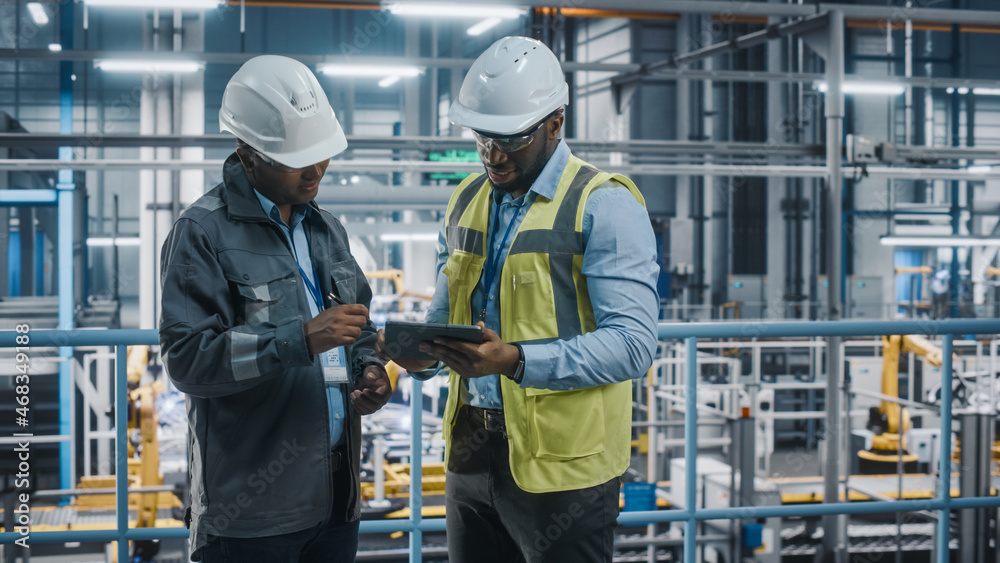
[[382, 320, 484, 361]]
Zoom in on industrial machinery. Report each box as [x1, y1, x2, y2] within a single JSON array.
[[365, 269, 433, 302], [857, 334, 946, 474]]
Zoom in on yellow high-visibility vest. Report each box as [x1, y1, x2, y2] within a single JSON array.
[[442, 154, 646, 493]]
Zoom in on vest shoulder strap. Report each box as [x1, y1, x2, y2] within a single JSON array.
[[446, 173, 489, 228]]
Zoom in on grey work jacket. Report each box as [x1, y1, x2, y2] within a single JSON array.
[[159, 153, 381, 557]]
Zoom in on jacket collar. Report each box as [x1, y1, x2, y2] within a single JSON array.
[[222, 152, 320, 222]]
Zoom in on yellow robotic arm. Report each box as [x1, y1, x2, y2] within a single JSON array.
[[865, 334, 947, 459], [365, 269, 433, 301]]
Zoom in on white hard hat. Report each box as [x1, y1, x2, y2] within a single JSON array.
[[219, 55, 348, 169], [449, 36, 568, 135]]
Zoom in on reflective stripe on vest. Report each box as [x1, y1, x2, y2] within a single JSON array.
[[445, 174, 489, 256]]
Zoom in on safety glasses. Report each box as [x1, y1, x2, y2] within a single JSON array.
[[250, 149, 306, 174], [472, 110, 561, 155]]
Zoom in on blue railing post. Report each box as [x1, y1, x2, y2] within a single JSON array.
[[410, 378, 423, 563], [684, 337, 697, 562], [115, 344, 129, 562], [938, 334, 954, 561]]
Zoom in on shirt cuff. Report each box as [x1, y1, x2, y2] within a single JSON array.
[[276, 317, 313, 368], [408, 362, 445, 381], [518, 345, 549, 389]]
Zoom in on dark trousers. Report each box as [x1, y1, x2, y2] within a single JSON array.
[[446, 405, 621, 563], [198, 520, 358, 563], [199, 450, 357, 563]]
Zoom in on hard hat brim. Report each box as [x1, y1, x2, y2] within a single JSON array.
[[259, 124, 348, 170], [221, 112, 349, 170], [448, 92, 567, 136]]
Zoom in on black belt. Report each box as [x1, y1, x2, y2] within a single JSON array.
[[330, 450, 343, 473], [467, 406, 507, 438]]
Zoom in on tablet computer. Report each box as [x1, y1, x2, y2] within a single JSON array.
[[383, 320, 483, 361]]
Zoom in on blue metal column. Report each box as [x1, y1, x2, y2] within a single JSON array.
[[409, 379, 423, 563], [57, 0, 76, 490], [948, 18, 962, 321], [115, 345, 129, 562], [937, 334, 954, 561], [57, 190, 74, 491], [948, 88, 961, 320], [684, 337, 697, 562]]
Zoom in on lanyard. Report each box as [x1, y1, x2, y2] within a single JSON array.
[[298, 263, 325, 312], [480, 198, 523, 322], [283, 222, 325, 312]]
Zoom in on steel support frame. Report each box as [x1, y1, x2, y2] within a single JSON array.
[[3, 320, 999, 561], [819, 10, 847, 562], [612, 13, 831, 111]]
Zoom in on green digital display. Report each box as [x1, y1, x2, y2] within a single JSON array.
[[428, 150, 479, 180]]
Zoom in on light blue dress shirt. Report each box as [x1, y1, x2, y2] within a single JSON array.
[[254, 190, 346, 448], [419, 140, 660, 408]]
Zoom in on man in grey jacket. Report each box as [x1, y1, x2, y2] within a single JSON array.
[[159, 55, 391, 563]]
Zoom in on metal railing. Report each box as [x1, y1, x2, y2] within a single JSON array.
[[2, 318, 1000, 562]]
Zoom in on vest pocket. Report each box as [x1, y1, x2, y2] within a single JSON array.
[[443, 251, 483, 320], [525, 387, 605, 460]]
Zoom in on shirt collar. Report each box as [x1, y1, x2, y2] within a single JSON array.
[[491, 139, 570, 206], [253, 189, 311, 229]]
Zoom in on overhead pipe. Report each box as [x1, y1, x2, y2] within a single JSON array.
[[714, 14, 1000, 34]]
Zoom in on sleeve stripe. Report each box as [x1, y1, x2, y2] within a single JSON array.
[[231, 332, 263, 381]]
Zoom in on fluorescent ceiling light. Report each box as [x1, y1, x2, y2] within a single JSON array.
[[95, 60, 205, 73], [48, 43, 62, 52], [87, 237, 141, 247], [27, 2, 49, 25], [318, 64, 422, 78], [378, 75, 401, 87], [817, 82, 906, 95], [967, 165, 994, 174], [84, 0, 223, 8], [973, 88, 1000, 96], [385, 3, 525, 19], [467, 17, 502, 36], [880, 235, 1000, 247], [380, 233, 439, 242]]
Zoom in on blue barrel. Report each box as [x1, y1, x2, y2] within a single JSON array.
[[622, 482, 657, 512]]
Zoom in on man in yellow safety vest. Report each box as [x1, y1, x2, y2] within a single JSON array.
[[377, 36, 659, 563]]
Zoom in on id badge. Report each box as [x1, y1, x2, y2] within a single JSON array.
[[322, 346, 349, 385]]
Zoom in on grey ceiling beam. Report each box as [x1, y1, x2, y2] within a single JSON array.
[[6, 49, 1000, 91], [366, 0, 1000, 25], [0, 48, 634, 72], [4, 158, 1000, 181], [0, 134, 823, 158]]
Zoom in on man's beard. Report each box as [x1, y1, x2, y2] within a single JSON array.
[[488, 147, 550, 195]]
